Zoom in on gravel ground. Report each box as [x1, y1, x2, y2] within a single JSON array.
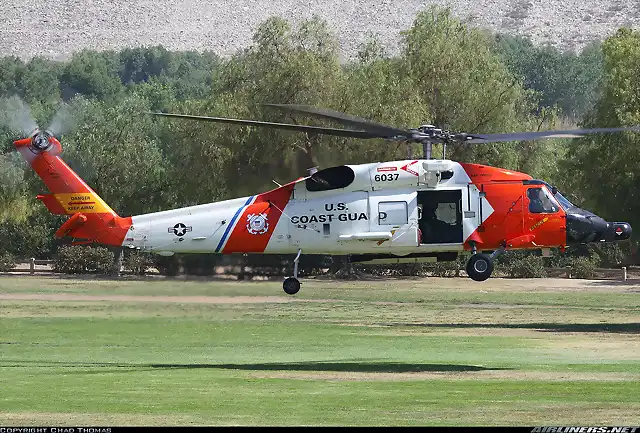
[[0, 1, 637, 60]]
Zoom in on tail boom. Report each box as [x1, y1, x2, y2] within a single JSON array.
[[15, 133, 132, 246]]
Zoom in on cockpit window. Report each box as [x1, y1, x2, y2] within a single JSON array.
[[552, 190, 574, 210], [525, 179, 576, 211], [527, 187, 559, 214]]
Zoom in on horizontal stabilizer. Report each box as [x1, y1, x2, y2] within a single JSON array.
[[54, 212, 87, 238], [36, 194, 66, 215]]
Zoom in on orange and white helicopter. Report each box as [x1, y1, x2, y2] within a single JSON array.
[[11, 104, 636, 294]]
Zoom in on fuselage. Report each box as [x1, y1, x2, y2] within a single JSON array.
[[122, 158, 593, 257]]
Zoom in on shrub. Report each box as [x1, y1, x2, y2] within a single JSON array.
[[123, 250, 153, 275], [353, 262, 425, 277], [154, 254, 181, 276], [0, 252, 16, 272], [567, 256, 597, 279], [502, 256, 547, 278], [53, 245, 114, 274], [426, 260, 460, 277], [591, 243, 628, 268]]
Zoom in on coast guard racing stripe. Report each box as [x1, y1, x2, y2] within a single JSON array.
[[222, 182, 295, 253]]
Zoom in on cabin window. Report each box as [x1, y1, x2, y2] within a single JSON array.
[[378, 201, 408, 225], [435, 202, 458, 224], [527, 187, 559, 213]]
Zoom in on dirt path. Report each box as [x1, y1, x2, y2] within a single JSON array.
[[0, 293, 334, 304]]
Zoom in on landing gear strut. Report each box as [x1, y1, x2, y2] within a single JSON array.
[[283, 248, 302, 295], [465, 242, 506, 282]]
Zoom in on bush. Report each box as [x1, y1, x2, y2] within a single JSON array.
[[591, 243, 628, 268], [53, 245, 114, 274], [426, 260, 460, 277], [502, 256, 547, 278], [567, 256, 597, 279], [154, 254, 181, 276], [0, 252, 16, 272], [353, 262, 425, 277], [123, 250, 153, 275]]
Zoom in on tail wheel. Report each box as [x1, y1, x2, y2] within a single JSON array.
[[466, 253, 494, 282], [283, 277, 301, 295]]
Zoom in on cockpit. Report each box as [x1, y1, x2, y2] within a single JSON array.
[[525, 179, 631, 244]]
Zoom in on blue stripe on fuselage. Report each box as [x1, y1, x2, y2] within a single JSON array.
[[215, 196, 255, 252]]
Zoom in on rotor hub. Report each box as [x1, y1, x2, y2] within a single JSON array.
[[30, 130, 52, 151]]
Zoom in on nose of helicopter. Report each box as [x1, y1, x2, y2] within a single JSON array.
[[566, 209, 632, 244]]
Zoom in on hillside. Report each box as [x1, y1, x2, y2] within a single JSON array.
[[1, 0, 638, 60]]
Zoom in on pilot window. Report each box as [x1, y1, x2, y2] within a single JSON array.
[[527, 187, 559, 213], [378, 201, 408, 225]]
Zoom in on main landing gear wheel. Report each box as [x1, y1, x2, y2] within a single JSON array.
[[283, 277, 301, 295], [466, 253, 494, 282]]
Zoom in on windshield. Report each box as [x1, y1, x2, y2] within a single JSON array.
[[553, 191, 574, 210], [526, 180, 578, 210]]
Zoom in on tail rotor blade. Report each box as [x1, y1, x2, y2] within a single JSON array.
[[46, 103, 76, 137], [1, 95, 39, 136]]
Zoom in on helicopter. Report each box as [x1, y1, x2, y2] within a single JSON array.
[[10, 103, 635, 294]]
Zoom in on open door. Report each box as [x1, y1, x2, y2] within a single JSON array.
[[417, 190, 463, 245]]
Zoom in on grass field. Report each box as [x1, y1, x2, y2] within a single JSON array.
[[0, 275, 639, 426]]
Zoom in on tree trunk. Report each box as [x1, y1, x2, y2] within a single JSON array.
[[111, 247, 123, 277]]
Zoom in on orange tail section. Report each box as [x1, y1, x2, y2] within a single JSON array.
[[14, 133, 132, 246]]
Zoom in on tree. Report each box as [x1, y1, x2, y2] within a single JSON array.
[[57, 94, 171, 216], [60, 49, 122, 101], [18, 56, 63, 104], [399, 8, 541, 170], [204, 16, 347, 195], [563, 28, 640, 233], [493, 34, 603, 120]]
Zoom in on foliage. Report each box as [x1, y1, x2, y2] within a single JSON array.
[[425, 260, 461, 277], [503, 256, 547, 278], [495, 250, 547, 278], [401, 7, 534, 169], [53, 245, 114, 274], [0, 251, 16, 272], [566, 256, 598, 279], [154, 254, 181, 276], [0, 207, 61, 259], [563, 28, 640, 241], [494, 34, 603, 119], [123, 250, 154, 275], [60, 50, 122, 101]]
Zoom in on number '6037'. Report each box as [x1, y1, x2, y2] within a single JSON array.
[[374, 173, 399, 182]]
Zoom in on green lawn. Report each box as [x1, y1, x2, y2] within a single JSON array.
[[0, 275, 638, 425]]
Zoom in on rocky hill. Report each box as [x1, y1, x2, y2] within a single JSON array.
[[1, 0, 638, 60]]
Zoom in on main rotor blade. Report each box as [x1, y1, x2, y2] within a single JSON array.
[[465, 126, 640, 144], [149, 112, 388, 139], [265, 104, 416, 139]]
